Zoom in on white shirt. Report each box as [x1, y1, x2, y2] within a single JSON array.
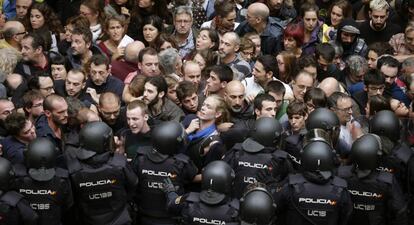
[[242, 76, 294, 100]]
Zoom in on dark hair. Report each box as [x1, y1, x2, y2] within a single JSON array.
[[199, 28, 220, 51], [304, 87, 327, 108], [81, 0, 106, 26], [364, 70, 385, 86], [214, 0, 236, 18], [265, 80, 286, 96], [368, 95, 390, 116], [287, 100, 308, 117], [315, 43, 336, 62], [23, 32, 46, 51], [4, 112, 27, 136], [253, 93, 275, 111], [145, 75, 168, 96], [376, 55, 400, 70], [138, 47, 158, 63], [50, 54, 68, 68], [209, 65, 233, 83], [22, 90, 44, 111], [154, 33, 178, 52], [66, 15, 90, 29], [257, 55, 279, 76], [29, 2, 64, 34], [328, 0, 352, 23], [300, 2, 319, 18], [72, 26, 93, 45], [327, 91, 350, 108], [176, 80, 197, 102], [89, 54, 110, 69], [142, 15, 164, 46], [368, 42, 394, 56], [297, 55, 317, 70]]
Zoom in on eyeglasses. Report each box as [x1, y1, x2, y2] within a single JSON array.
[[368, 85, 385, 92], [15, 31, 27, 36], [335, 106, 352, 112], [175, 20, 191, 24]]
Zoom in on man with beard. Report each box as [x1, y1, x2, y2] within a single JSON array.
[[142, 76, 184, 122], [35, 94, 67, 152], [219, 32, 251, 80], [14, 33, 52, 79], [315, 43, 342, 82], [85, 54, 125, 104], [67, 26, 103, 69], [1, 112, 36, 164], [0, 99, 15, 138], [377, 56, 411, 106], [358, 0, 401, 45], [98, 92, 127, 134], [123, 100, 152, 162], [54, 69, 95, 108], [224, 80, 254, 123], [334, 18, 368, 60]]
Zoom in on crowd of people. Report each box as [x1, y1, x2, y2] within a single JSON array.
[[0, 0, 413, 224]]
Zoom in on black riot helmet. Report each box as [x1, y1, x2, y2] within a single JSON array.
[[301, 140, 335, 178], [369, 110, 400, 143], [0, 157, 13, 191], [240, 183, 276, 225], [200, 161, 235, 204], [25, 137, 57, 181], [152, 121, 186, 155], [351, 134, 382, 171], [306, 108, 340, 131], [249, 117, 282, 149], [78, 121, 114, 159]]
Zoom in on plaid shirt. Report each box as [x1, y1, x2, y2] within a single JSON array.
[[389, 33, 414, 55]]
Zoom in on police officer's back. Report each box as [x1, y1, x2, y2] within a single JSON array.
[[66, 121, 138, 225], [338, 134, 407, 225], [132, 121, 198, 225], [13, 138, 73, 225], [223, 117, 290, 198], [275, 141, 353, 225], [164, 160, 239, 225], [0, 157, 38, 225]]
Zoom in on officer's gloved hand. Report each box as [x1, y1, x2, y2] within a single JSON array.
[[162, 178, 177, 193]]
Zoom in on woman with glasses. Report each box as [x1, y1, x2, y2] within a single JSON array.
[[79, 0, 106, 43]]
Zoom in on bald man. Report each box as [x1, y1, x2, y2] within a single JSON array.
[[235, 2, 284, 55], [0, 21, 26, 51], [98, 92, 127, 134], [219, 32, 251, 80], [225, 80, 254, 120], [111, 41, 145, 81]]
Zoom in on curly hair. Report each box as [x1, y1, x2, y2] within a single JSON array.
[[29, 2, 64, 34]]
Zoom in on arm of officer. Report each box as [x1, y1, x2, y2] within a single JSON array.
[[123, 163, 139, 199], [389, 176, 408, 225], [163, 178, 187, 215], [17, 198, 39, 225]]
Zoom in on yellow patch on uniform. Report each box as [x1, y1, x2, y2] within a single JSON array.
[[175, 196, 182, 204]]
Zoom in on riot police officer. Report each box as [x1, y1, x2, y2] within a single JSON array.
[[369, 110, 414, 224], [132, 121, 198, 225], [164, 160, 239, 225], [223, 117, 290, 198], [275, 140, 353, 225], [67, 121, 138, 225], [284, 108, 340, 170], [338, 134, 407, 225], [13, 137, 73, 225], [0, 157, 38, 225], [239, 183, 276, 225]]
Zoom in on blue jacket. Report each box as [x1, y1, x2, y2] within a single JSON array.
[[236, 17, 284, 55], [1, 136, 25, 164]]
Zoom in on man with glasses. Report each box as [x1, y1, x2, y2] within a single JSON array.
[[292, 70, 315, 101], [0, 21, 26, 52], [377, 55, 410, 106], [169, 6, 197, 59], [329, 92, 355, 159], [352, 70, 386, 115]]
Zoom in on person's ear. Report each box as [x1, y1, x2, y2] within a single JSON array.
[[158, 91, 165, 99]]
